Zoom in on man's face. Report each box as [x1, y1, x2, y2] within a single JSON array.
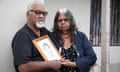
[[27, 4, 48, 27]]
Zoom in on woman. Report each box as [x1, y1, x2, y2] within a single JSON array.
[[52, 8, 97, 72]]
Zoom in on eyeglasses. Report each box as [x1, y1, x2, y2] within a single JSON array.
[[30, 10, 48, 16], [57, 18, 70, 23]]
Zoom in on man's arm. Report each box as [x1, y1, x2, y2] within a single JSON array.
[[18, 60, 61, 72]]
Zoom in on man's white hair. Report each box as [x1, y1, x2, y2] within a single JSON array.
[[27, 0, 45, 11]]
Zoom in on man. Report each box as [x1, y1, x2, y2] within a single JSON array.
[[12, 0, 61, 72]]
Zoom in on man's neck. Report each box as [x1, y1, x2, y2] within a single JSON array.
[[27, 23, 40, 36]]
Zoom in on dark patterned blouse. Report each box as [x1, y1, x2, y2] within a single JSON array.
[[59, 45, 79, 72]]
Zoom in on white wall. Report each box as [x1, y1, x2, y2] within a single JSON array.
[[93, 46, 120, 72], [0, 0, 90, 72], [0, 0, 34, 72], [110, 46, 120, 64]]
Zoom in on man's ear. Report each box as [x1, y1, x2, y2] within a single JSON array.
[[26, 12, 31, 19], [26, 11, 29, 17]]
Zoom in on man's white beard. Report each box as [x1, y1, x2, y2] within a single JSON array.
[[35, 21, 46, 28]]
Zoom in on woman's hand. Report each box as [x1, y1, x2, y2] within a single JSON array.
[[60, 59, 77, 68]]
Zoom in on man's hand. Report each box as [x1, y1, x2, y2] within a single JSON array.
[[48, 60, 61, 71]]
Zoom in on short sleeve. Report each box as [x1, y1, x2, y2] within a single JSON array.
[[12, 30, 33, 66]]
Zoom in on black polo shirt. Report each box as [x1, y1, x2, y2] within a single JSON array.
[[12, 24, 58, 72]]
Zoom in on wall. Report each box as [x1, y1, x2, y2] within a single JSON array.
[[109, 47, 120, 72], [0, 0, 90, 72], [93, 47, 120, 72]]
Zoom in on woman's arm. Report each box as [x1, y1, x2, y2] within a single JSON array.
[[75, 31, 97, 71]]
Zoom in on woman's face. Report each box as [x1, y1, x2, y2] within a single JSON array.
[[57, 13, 70, 32]]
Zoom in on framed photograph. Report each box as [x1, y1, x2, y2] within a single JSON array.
[[32, 35, 62, 61]]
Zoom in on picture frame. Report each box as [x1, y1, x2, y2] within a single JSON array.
[[32, 35, 62, 61]]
